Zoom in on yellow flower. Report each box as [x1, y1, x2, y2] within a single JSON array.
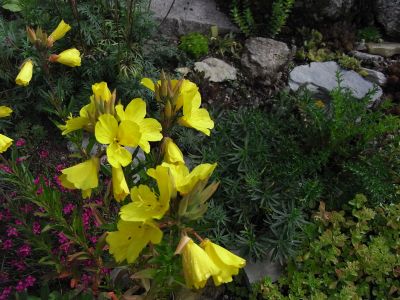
[[15, 60, 33, 86], [95, 114, 141, 168], [163, 137, 184, 164], [92, 82, 112, 103], [0, 106, 12, 118], [58, 114, 89, 135], [112, 166, 130, 202], [48, 20, 71, 45], [53, 48, 81, 67], [146, 165, 176, 200], [0, 134, 13, 153], [116, 98, 162, 153], [59, 157, 100, 199], [161, 162, 217, 195], [181, 237, 220, 289], [201, 239, 246, 286], [106, 220, 163, 263], [178, 91, 214, 136], [120, 166, 172, 222], [315, 99, 325, 108]]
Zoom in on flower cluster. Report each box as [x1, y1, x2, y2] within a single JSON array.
[[16, 20, 81, 87]]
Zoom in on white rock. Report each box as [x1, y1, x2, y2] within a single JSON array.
[[194, 57, 237, 82], [361, 68, 387, 86], [366, 43, 400, 58], [349, 51, 384, 64], [289, 61, 383, 104]]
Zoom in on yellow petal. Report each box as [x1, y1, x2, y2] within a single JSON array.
[[181, 239, 220, 289], [124, 98, 146, 123], [95, 114, 118, 145], [0, 134, 13, 153], [137, 118, 163, 154], [163, 137, 184, 164], [15, 60, 33, 86], [115, 103, 125, 121], [106, 142, 132, 168], [58, 116, 89, 135], [82, 189, 92, 199], [117, 120, 141, 147], [201, 239, 245, 286], [48, 20, 71, 43], [0, 106, 12, 118], [140, 78, 155, 92], [60, 157, 100, 191], [112, 166, 129, 202], [92, 82, 112, 102], [106, 220, 163, 263], [120, 185, 167, 221], [147, 165, 175, 204], [176, 80, 199, 111], [55, 48, 81, 67], [179, 163, 217, 194], [161, 162, 189, 194]]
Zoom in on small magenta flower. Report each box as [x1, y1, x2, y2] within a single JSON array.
[[32, 221, 41, 235], [6, 226, 18, 237], [0, 164, 12, 173], [39, 150, 49, 158], [63, 203, 76, 215], [0, 286, 13, 300], [15, 219, 23, 225], [15, 280, 25, 292], [18, 244, 32, 257], [2, 240, 12, 250], [15, 138, 26, 147], [25, 275, 36, 288]]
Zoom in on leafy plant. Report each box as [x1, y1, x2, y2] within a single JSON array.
[[337, 53, 367, 76], [357, 26, 382, 43], [296, 29, 335, 62], [268, 0, 295, 37], [230, 0, 255, 37], [179, 32, 209, 59]]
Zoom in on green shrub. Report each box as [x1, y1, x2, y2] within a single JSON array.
[[268, 0, 295, 37], [254, 194, 400, 299], [357, 26, 382, 43], [179, 32, 209, 59]]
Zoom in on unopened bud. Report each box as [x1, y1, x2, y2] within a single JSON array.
[[26, 27, 37, 44], [164, 101, 172, 119]]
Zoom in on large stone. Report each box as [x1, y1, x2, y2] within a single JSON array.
[[150, 0, 237, 36], [349, 51, 384, 65], [366, 43, 400, 58], [289, 62, 383, 103], [244, 256, 283, 284], [361, 68, 387, 86], [241, 37, 290, 86], [194, 57, 237, 82], [376, 0, 400, 39], [293, 0, 356, 21]]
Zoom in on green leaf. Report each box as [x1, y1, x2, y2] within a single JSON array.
[[2, 0, 22, 12]]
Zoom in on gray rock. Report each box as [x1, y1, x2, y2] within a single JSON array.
[[366, 43, 400, 58], [294, 0, 356, 21], [289, 61, 383, 103], [241, 37, 290, 86], [175, 67, 191, 76], [361, 68, 387, 86], [244, 256, 283, 284], [349, 51, 384, 64], [376, 0, 400, 38], [194, 57, 237, 82], [150, 0, 237, 36]]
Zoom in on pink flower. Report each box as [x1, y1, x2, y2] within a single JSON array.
[[82, 208, 92, 230], [63, 203, 76, 215], [15, 138, 26, 147], [7, 226, 18, 237], [39, 150, 49, 158], [36, 186, 44, 195], [15, 280, 25, 292], [0, 286, 13, 300], [25, 275, 36, 288], [11, 260, 26, 272], [21, 204, 33, 214], [56, 164, 66, 172], [32, 221, 41, 235], [18, 244, 31, 257], [2, 239, 12, 250], [57, 232, 69, 244], [16, 157, 28, 163], [0, 164, 12, 174], [89, 236, 98, 244], [15, 219, 23, 225], [33, 176, 40, 185]]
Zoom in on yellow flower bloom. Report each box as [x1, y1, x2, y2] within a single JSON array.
[[48, 20, 71, 44], [106, 220, 163, 263], [95, 114, 141, 168], [0, 134, 13, 153], [15, 60, 33, 86], [181, 238, 220, 289], [163, 137, 184, 164], [120, 166, 172, 222], [92, 82, 112, 103], [112, 166, 130, 202], [116, 98, 162, 153], [178, 91, 214, 136], [161, 162, 217, 195], [0, 106, 12, 118], [146, 165, 176, 201], [201, 239, 246, 286], [54, 48, 81, 67], [59, 157, 100, 198], [58, 114, 89, 135]]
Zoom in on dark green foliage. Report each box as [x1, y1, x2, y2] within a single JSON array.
[[268, 0, 295, 37], [179, 32, 209, 59], [253, 195, 400, 299], [357, 26, 382, 43], [184, 82, 399, 261]]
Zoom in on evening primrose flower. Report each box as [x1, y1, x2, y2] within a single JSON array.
[[59, 157, 100, 199], [112, 166, 130, 202], [95, 114, 141, 168], [201, 239, 246, 286], [15, 60, 33, 86], [0, 135, 13, 153], [120, 165, 172, 221], [163, 137, 184, 164], [0, 106, 12, 118], [178, 91, 214, 136], [92, 82, 112, 103], [47, 20, 71, 46], [106, 220, 163, 263], [181, 237, 220, 289], [50, 48, 81, 67], [116, 98, 162, 153]]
